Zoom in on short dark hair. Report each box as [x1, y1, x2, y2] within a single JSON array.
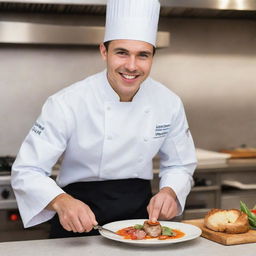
[[103, 41, 156, 56]]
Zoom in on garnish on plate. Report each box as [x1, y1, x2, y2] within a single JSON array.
[[116, 220, 185, 240]]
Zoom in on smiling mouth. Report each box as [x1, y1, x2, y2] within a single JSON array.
[[120, 73, 139, 80]]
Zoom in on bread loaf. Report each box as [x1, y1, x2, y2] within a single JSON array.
[[204, 209, 250, 234]]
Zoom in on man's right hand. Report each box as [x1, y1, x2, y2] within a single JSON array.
[[47, 193, 98, 233]]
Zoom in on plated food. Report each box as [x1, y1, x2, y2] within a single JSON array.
[[116, 220, 185, 240], [99, 219, 202, 246]]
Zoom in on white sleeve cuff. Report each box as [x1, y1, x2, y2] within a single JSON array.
[[159, 167, 195, 213]]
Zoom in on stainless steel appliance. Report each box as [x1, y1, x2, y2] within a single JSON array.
[[0, 156, 50, 242]]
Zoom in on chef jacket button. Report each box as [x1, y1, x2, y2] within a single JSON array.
[[144, 137, 148, 142], [107, 136, 112, 140], [138, 158, 143, 163], [144, 109, 150, 114], [133, 173, 138, 178], [106, 106, 111, 111]]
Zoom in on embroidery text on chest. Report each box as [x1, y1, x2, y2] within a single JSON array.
[[154, 124, 170, 138]]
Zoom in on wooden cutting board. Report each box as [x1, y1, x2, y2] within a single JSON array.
[[183, 219, 256, 245], [220, 149, 256, 158]]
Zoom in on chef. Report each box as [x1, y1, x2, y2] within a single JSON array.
[[11, 0, 197, 238]]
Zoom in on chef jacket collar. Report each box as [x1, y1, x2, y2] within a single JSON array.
[[101, 69, 149, 103]]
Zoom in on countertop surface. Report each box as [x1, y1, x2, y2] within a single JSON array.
[[0, 235, 255, 256]]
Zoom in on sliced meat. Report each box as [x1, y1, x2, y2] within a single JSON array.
[[133, 229, 147, 240], [143, 221, 162, 237], [126, 227, 137, 234]]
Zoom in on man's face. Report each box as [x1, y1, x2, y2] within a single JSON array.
[[100, 39, 154, 102]]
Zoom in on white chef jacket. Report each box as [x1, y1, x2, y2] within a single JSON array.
[[11, 70, 197, 228]]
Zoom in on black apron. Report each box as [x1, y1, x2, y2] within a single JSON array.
[[49, 178, 152, 238]]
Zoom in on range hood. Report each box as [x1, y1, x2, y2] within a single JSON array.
[[0, 0, 173, 47], [0, 0, 256, 17], [0, 21, 170, 47], [0, 0, 255, 47]]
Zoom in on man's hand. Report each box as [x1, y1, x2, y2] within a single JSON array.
[[47, 193, 98, 233], [147, 187, 178, 222]]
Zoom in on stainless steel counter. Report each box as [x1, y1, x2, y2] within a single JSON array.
[[0, 235, 255, 256]]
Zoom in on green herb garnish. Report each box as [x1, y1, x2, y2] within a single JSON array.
[[240, 201, 256, 228], [162, 226, 176, 236], [134, 224, 143, 230]]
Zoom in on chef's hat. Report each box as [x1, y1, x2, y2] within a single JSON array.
[[104, 0, 160, 47]]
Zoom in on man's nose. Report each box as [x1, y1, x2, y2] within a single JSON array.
[[125, 56, 137, 72]]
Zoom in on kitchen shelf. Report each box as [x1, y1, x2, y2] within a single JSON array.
[[191, 185, 219, 192]]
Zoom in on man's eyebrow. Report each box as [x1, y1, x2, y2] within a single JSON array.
[[113, 47, 129, 52], [139, 50, 152, 55], [113, 48, 153, 55]]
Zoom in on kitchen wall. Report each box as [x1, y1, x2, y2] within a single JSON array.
[[0, 14, 256, 155]]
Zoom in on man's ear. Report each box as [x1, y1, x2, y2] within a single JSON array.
[[99, 43, 107, 60]]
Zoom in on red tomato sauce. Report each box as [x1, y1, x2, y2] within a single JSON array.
[[116, 226, 185, 240]]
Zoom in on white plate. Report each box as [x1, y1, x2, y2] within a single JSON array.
[[99, 219, 202, 246]]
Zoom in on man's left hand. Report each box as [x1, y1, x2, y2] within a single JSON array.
[[147, 187, 178, 222]]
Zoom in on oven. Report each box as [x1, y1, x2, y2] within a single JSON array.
[[0, 156, 50, 242]]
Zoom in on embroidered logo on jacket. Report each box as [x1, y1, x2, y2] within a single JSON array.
[[31, 121, 45, 135], [154, 124, 170, 138]]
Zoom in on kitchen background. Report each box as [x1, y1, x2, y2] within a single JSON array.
[[1, 8, 256, 155], [0, 0, 256, 242]]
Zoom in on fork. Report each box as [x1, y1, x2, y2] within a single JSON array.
[[93, 224, 117, 235]]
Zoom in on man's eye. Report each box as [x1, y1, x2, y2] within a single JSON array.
[[139, 54, 149, 58], [117, 51, 127, 55]]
